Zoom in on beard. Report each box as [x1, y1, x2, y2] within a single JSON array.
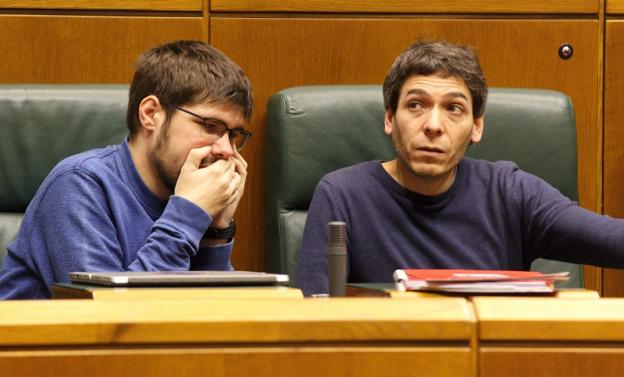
[[151, 121, 180, 194], [390, 122, 473, 179], [151, 125, 219, 194], [152, 139, 178, 193]]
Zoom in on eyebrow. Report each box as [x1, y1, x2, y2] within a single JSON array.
[[404, 89, 469, 102]]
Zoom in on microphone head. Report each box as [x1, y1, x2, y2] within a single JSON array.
[[328, 221, 347, 247]]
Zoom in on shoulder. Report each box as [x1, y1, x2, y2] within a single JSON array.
[[462, 157, 519, 175], [33, 145, 121, 204], [309, 161, 384, 204], [461, 157, 565, 202], [320, 160, 382, 186], [50, 145, 119, 177], [18, 146, 122, 240], [460, 157, 526, 187], [464, 158, 547, 185]]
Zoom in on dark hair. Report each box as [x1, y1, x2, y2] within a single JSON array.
[[383, 40, 487, 117], [126, 40, 253, 137]]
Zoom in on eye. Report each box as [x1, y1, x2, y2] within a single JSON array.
[[447, 104, 465, 114], [228, 130, 240, 142], [228, 129, 252, 151], [201, 119, 227, 135], [407, 101, 423, 110]]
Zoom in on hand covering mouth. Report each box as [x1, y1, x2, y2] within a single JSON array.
[[199, 156, 217, 168]]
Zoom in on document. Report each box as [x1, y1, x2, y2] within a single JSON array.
[[393, 269, 569, 294]]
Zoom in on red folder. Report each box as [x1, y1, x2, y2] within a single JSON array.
[[393, 269, 570, 293]]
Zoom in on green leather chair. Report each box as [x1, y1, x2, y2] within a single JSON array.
[[0, 85, 129, 268], [265, 85, 583, 288]]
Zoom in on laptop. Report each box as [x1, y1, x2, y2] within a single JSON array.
[[69, 270, 290, 287]]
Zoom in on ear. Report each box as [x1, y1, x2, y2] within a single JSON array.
[[138, 95, 163, 132], [470, 116, 484, 145], [384, 109, 395, 135]]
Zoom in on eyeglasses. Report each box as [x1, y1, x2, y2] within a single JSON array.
[[175, 107, 252, 151]]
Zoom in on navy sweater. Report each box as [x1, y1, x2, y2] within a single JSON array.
[[0, 140, 232, 299], [296, 159, 624, 296]]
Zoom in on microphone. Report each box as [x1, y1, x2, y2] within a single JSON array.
[[328, 221, 347, 297]]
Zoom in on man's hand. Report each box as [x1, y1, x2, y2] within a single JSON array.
[[211, 149, 248, 228], [174, 146, 243, 219]]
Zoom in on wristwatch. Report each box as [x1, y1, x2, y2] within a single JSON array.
[[204, 220, 236, 240]]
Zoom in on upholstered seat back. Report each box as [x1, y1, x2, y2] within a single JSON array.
[[265, 85, 582, 287], [0, 85, 129, 267]]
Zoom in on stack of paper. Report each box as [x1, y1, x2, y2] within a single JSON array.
[[393, 269, 570, 294]]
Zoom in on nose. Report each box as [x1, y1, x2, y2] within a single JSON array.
[[210, 132, 235, 159], [423, 107, 443, 137]]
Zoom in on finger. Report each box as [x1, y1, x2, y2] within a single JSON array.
[[212, 163, 238, 192], [233, 175, 245, 196], [198, 159, 234, 181], [180, 146, 212, 173], [228, 182, 244, 205], [232, 156, 248, 177], [207, 158, 232, 172], [228, 171, 242, 189], [233, 149, 248, 170], [221, 158, 236, 176]]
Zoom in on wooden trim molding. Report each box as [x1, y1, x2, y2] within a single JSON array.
[[0, 1, 202, 11], [210, 0, 599, 14]]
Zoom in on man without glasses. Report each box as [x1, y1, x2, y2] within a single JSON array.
[[296, 40, 624, 297]]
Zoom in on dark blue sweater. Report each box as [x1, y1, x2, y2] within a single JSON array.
[[0, 140, 232, 299], [296, 159, 624, 296]]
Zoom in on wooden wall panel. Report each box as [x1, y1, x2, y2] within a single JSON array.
[[211, 18, 601, 273], [0, 16, 204, 83], [211, 0, 598, 14], [481, 348, 624, 377], [0, 1, 202, 11], [607, 0, 624, 13], [0, 348, 473, 377], [602, 20, 624, 296]]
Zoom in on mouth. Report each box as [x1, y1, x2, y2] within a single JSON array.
[[416, 146, 445, 154]]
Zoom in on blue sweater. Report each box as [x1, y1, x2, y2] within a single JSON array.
[[296, 159, 624, 296], [0, 140, 232, 299]]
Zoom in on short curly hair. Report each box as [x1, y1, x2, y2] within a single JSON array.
[[383, 40, 487, 117]]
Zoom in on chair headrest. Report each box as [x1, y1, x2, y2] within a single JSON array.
[[0, 85, 129, 211]]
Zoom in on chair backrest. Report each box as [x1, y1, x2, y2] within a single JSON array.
[[265, 85, 583, 287], [0, 85, 129, 267]]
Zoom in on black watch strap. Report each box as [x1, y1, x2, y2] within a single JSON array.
[[204, 220, 236, 240]]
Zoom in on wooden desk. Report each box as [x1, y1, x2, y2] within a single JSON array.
[[51, 283, 303, 299], [0, 297, 475, 377], [474, 297, 624, 377]]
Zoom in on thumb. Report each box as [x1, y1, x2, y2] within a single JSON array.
[[180, 146, 211, 173]]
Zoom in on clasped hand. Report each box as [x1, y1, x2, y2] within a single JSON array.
[[174, 146, 247, 228]]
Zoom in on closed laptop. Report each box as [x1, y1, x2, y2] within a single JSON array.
[[69, 270, 289, 287]]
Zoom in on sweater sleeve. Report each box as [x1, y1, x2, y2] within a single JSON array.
[[296, 178, 349, 296], [192, 242, 234, 271], [512, 168, 624, 267], [30, 169, 231, 287]]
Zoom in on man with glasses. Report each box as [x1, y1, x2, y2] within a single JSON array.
[[0, 40, 253, 299]]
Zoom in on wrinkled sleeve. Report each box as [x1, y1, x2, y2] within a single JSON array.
[[513, 168, 624, 267], [29, 170, 229, 289]]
